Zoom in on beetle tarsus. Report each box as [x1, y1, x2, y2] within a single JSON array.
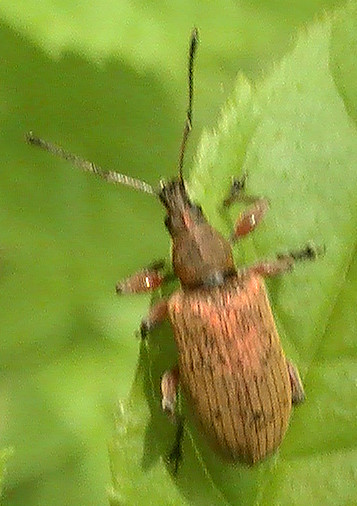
[[167, 416, 184, 475], [140, 321, 149, 339], [223, 174, 248, 207], [286, 242, 325, 262]]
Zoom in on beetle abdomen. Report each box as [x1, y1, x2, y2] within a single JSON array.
[[168, 273, 292, 464]]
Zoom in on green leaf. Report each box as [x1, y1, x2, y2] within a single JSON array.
[[1, 2, 355, 506], [110, 6, 357, 505], [0, 0, 345, 138], [0, 449, 13, 499], [0, 1, 343, 72]]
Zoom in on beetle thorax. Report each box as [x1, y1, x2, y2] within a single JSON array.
[[159, 179, 236, 288]]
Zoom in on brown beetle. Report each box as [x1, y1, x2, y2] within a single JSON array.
[[27, 29, 319, 467]]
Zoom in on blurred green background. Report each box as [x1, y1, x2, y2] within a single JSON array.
[[0, 1, 354, 505]]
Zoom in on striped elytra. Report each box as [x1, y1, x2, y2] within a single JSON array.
[[169, 272, 292, 464]]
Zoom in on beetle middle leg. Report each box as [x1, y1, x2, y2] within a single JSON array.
[[116, 260, 173, 337], [286, 360, 305, 405], [246, 243, 321, 278], [140, 298, 168, 338], [161, 367, 184, 473]]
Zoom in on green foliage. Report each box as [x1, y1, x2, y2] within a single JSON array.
[[0, 1, 356, 506], [0, 450, 12, 500], [110, 5, 357, 505]]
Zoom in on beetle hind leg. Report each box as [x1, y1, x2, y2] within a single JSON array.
[[287, 360, 305, 405], [161, 367, 184, 473], [161, 366, 180, 418], [167, 416, 184, 474]]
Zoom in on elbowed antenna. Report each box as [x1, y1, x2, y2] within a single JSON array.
[[26, 132, 156, 195], [178, 27, 199, 182]]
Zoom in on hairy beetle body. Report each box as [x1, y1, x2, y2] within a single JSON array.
[[169, 273, 291, 463]]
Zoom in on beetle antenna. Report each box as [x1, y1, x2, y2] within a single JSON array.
[[26, 132, 155, 195], [178, 27, 199, 182]]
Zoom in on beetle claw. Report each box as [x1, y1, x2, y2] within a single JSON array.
[[140, 321, 149, 339], [167, 443, 182, 475]]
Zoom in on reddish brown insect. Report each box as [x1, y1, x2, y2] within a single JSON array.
[[115, 260, 165, 294], [27, 28, 319, 467]]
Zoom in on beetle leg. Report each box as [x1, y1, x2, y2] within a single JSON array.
[[224, 175, 270, 241], [246, 243, 321, 278], [223, 174, 260, 206], [116, 259, 167, 294], [161, 366, 180, 419], [246, 256, 294, 277], [140, 298, 168, 338], [231, 198, 270, 241], [286, 360, 305, 405], [161, 367, 184, 473], [168, 416, 184, 474]]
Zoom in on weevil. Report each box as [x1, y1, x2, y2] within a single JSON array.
[[26, 28, 320, 467]]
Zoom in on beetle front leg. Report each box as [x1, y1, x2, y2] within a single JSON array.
[[231, 198, 270, 240], [161, 367, 184, 473], [116, 259, 167, 294], [223, 174, 254, 206], [223, 175, 269, 241], [140, 298, 168, 338], [246, 243, 321, 278], [286, 360, 305, 405]]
